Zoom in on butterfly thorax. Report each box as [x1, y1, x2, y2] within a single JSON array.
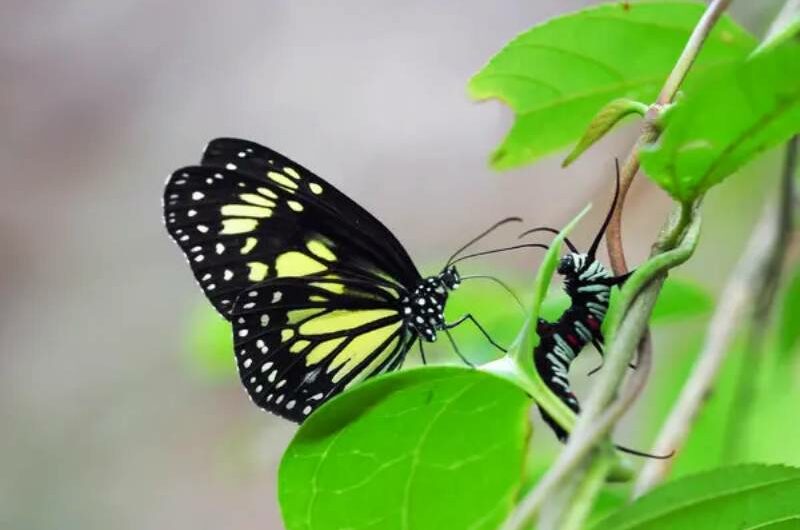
[[401, 265, 460, 342]]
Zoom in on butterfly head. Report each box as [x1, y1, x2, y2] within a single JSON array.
[[439, 265, 461, 291]]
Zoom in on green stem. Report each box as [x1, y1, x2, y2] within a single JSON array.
[[555, 452, 614, 530], [657, 200, 694, 252], [656, 0, 735, 104]]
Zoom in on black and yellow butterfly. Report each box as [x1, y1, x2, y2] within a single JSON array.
[[163, 138, 519, 422]]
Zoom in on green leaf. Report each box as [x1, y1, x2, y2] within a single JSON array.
[[185, 304, 235, 381], [278, 367, 530, 530], [639, 43, 800, 203], [778, 264, 800, 358], [562, 98, 648, 167], [469, 1, 755, 169], [651, 276, 713, 322], [591, 464, 800, 530]]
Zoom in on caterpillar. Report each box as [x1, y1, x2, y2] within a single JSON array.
[[524, 163, 669, 459]]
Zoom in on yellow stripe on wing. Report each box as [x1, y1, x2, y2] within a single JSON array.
[[329, 323, 401, 383], [298, 309, 396, 335]]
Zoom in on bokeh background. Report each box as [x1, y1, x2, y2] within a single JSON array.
[[0, 1, 792, 529]]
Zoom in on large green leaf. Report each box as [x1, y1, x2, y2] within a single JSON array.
[[278, 367, 530, 530], [469, 1, 755, 169], [640, 43, 800, 203], [592, 464, 800, 530]]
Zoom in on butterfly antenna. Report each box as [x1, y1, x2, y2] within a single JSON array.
[[445, 217, 523, 266], [448, 243, 549, 266], [615, 444, 675, 460], [460, 274, 526, 315], [518, 226, 580, 253], [587, 158, 622, 260]]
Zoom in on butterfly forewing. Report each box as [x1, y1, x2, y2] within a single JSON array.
[[230, 275, 412, 421], [164, 139, 421, 319], [201, 138, 421, 288]]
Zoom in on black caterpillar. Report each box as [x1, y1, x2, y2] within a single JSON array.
[[524, 163, 669, 459]]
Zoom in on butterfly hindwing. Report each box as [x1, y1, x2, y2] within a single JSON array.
[[230, 275, 413, 421]]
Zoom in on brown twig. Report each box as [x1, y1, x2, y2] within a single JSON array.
[[605, 0, 734, 274]]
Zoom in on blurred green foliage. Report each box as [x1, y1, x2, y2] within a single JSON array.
[[469, 1, 754, 169], [278, 367, 530, 530], [649, 276, 713, 322], [184, 304, 235, 381]]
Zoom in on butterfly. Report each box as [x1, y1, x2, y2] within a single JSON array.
[[163, 138, 527, 422]]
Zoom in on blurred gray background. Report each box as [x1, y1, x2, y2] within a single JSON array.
[[0, 1, 782, 529]]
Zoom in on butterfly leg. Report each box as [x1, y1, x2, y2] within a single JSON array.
[[445, 313, 507, 353], [418, 340, 428, 365], [443, 328, 475, 368]]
